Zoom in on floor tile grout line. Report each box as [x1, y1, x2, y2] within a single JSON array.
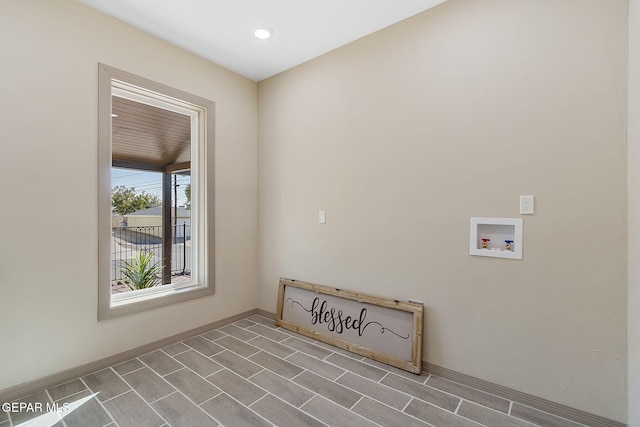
[[150, 380, 224, 426], [159, 340, 192, 357], [357, 393, 442, 427], [78, 375, 119, 427], [108, 366, 172, 426], [360, 371, 469, 416], [147, 390, 178, 406], [271, 343, 464, 417], [327, 371, 418, 415], [422, 371, 532, 413], [252, 392, 330, 427], [174, 357, 223, 384], [297, 392, 318, 409], [244, 364, 320, 404], [113, 359, 146, 377], [401, 396, 414, 412], [386, 371, 503, 413], [348, 393, 366, 411], [196, 390, 223, 407], [333, 369, 348, 382], [52, 387, 88, 404], [100, 388, 133, 405], [509, 401, 591, 427], [218, 337, 264, 359], [459, 398, 548, 427], [281, 354, 346, 382], [423, 373, 432, 385], [239, 361, 359, 416], [322, 354, 389, 381], [454, 397, 463, 414], [158, 365, 186, 378], [200, 389, 273, 427], [138, 351, 186, 378], [299, 393, 383, 427], [204, 367, 275, 403], [246, 391, 271, 409], [176, 339, 225, 360], [43, 388, 67, 427], [158, 347, 188, 363], [46, 378, 88, 403]]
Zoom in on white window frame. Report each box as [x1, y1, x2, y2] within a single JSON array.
[[98, 63, 214, 320]]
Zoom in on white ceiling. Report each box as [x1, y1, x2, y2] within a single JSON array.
[[78, 0, 448, 81]]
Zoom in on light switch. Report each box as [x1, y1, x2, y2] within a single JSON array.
[[319, 210, 326, 224]]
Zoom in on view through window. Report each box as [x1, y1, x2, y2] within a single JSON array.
[[110, 169, 192, 293]]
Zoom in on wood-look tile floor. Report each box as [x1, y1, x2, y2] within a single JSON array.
[[0, 315, 586, 427]]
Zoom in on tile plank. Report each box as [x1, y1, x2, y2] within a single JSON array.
[[282, 337, 333, 359], [152, 392, 217, 427], [248, 324, 290, 341], [302, 395, 379, 427], [48, 379, 87, 402], [83, 368, 130, 402], [201, 393, 270, 427], [286, 352, 345, 380], [336, 372, 410, 410], [249, 351, 304, 379], [216, 336, 260, 357], [206, 369, 267, 406], [112, 358, 145, 376], [293, 371, 362, 409], [458, 401, 538, 427], [102, 390, 165, 427], [426, 375, 510, 413], [173, 349, 223, 377], [382, 373, 459, 412], [122, 367, 175, 403], [250, 394, 325, 426], [249, 370, 314, 407], [352, 396, 429, 427], [326, 353, 386, 381], [405, 398, 483, 427], [219, 324, 258, 341], [511, 403, 585, 427], [164, 368, 221, 405], [183, 336, 224, 357], [247, 335, 297, 358], [57, 390, 113, 427], [139, 350, 183, 376], [211, 350, 263, 378]]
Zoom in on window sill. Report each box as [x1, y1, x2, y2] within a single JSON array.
[[99, 283, 214, 320]]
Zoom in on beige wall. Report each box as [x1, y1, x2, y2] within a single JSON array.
[[629, 0, 639, 424], [257, 0, 628, 421], [0, 0, 257, 390], [0, 0, 632, 422]]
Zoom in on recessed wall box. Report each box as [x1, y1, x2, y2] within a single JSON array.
[[470, 217, 523, 260]]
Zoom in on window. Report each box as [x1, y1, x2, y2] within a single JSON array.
[[98, 64, 214, 320]]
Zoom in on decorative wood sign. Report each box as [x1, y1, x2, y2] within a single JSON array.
[[275, 278, 424, 374]]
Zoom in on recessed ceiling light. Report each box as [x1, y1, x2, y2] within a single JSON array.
[[253, 26, 273, 40]]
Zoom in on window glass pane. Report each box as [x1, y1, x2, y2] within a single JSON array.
[[110, 95, 193, 296]]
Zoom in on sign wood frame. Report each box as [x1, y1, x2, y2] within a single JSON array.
[[275, 278, 424, 374]]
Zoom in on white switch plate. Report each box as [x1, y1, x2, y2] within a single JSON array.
[[520, 195, 534, 215], [318, 210, 326, 224]]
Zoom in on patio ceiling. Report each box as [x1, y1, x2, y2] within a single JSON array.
[[112, 96, 191, 173]]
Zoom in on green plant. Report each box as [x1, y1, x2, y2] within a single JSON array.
[[121, 251, 163, 290]]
